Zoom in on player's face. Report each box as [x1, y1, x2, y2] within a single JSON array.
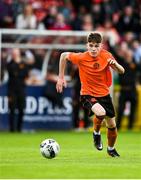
[[87, 42, 102, 57]]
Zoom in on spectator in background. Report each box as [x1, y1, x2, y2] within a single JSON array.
[[11, 0, 25, 21], [101, 0, 114, 20], [0, 0, 14, 28], [132, 40, 141, 65], [58, 0, 73, 21], [44, 51, 63, 108], [42, 6, 58, 29], [1, 50, 9, 84], [33, 49, 45, 70], [81, 14, 94, 31], [49, 13, 72, 30], [123, 32, 135, 47], [71, 0, 91, 14], [117, 6, 140, 34], [97, 19, 120, 46], [16, 4, 37, 29], [91, 3, 104, 27], [70, 13, 82, 30], [70, 5, 88, 31], [132, 40, 141, 83], [112, 0, 137, 11], [116, 48, 139, 130], [7, 48, 29, 132], [24, 49, 45, 86]]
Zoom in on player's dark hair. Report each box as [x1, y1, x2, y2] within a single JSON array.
[[87, 32, 103, 43]]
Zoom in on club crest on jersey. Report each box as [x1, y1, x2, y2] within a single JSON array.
[[93, 63, 100, 69]]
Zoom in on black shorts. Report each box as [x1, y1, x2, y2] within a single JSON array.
[[80, 94, 115, 118]]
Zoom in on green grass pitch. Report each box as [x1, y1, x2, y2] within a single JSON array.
[[0, 130, 141, 179]]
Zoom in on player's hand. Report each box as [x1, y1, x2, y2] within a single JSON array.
[[107, 58, 124, 74], [56, 77, 67, 93], [107, 58, 116, 65]]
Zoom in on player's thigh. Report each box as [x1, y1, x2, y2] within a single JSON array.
[[91, 103, 106, 117], [106, 117, 116, 128]]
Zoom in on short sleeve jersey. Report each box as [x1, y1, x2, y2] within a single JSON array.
[[68, 49, 115, 97]]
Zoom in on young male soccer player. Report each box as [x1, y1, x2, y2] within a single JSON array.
[[56, 32, 125, 157]]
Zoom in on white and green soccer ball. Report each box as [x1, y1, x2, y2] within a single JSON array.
[[40, 139, 60, 159]]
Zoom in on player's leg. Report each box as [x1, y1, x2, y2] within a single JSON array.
[[8, 95, 16, 132], [80, 96, 105, 150], [91, 103, 106, 150], [17, 108, 24, 132], [17, 94, 25, 132], [106, 117, 120, 157], [98, 94, 120, 156], [92, 103, 106, 132]]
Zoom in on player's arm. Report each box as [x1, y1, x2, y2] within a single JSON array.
[[108, 59, 125, 74], [56, 52, 70, 93]]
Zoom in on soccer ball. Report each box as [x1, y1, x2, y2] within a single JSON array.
[[40, 139, 60, 159]]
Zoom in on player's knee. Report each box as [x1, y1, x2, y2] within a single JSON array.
[[91, 104, 106, 117], [107, 120, 116, 129], [95, 109, 106, 118]]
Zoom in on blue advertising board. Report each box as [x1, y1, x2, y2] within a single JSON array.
[[0, 84, 73, 130]]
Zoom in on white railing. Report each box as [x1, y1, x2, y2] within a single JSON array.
[[1, 43, 86, 50], [0, 29, 89, 50], [0, 29, 90, 36], [0, 29, 89, 85]]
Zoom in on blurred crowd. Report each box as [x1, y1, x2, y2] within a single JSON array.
[[0, 0, 140, 34], [0, 0, 141, 130], [1, 0, 141, 82]]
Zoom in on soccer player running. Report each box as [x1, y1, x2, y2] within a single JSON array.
[[56, 32, 125, 157]]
